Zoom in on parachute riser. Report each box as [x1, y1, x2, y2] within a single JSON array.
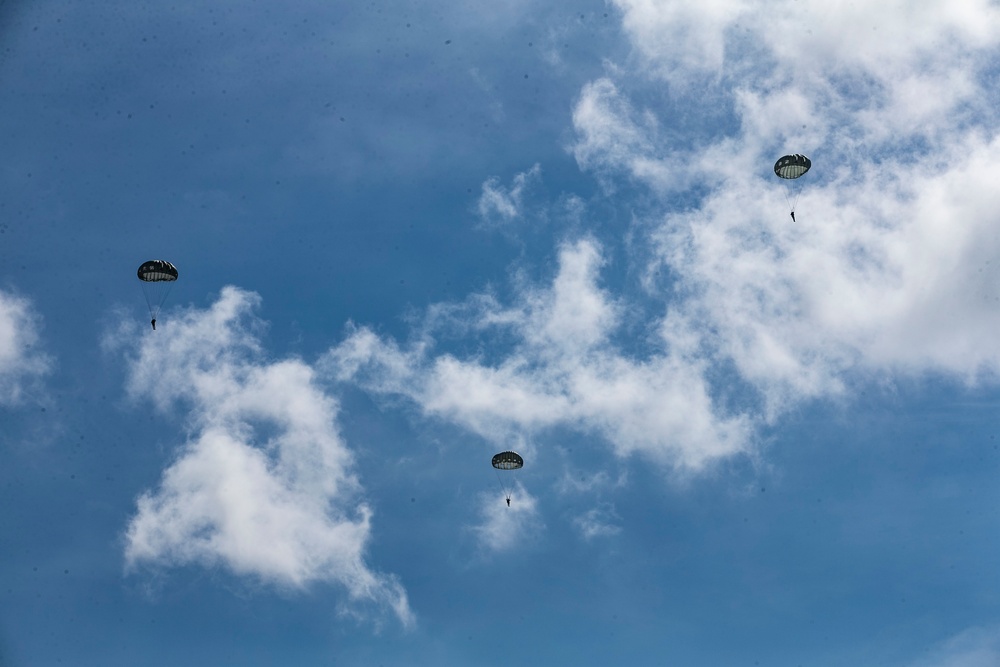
[[781, 180, 804, 220], [141, 281, 176, 319], [494, 468, 511, 502]]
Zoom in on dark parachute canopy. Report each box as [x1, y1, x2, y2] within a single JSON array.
[[137, 259, 178, 322], [491, 451, 523, 504], [137, 259, 179, 282], [492, 451, 524, 470], [773, 154, 811, 179], [773, 154, 811, 220]]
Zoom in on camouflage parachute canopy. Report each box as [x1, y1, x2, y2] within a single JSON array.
[[773, 154, 811, 180], [137, 259, 179, 282], [491, 451, 524, 470]]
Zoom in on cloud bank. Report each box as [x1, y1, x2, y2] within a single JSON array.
[[114, 287, 412, 627]]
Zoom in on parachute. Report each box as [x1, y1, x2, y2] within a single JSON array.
[[773, 154, 811, 180], [492, 451, 523, 506], [137, 260, 178, 324], [491, 451, 524, 470], [773, 154, 811, 221]]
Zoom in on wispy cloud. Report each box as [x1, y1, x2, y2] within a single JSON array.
[[571, 79, 684, 193], [573, 505, 622, 541], [111, 287, 413, 628], [0, 289, 51, 406], [477, 164, 542, 225], [324, 239, 753, 472], [907, 625, 1000, 667], [555, 467, 627, 496]]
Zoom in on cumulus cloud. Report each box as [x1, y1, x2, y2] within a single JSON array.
[[563, 0, 1000, 422], [324, 239, 753, 471], [584, 0, 1000, 187], [113, 286, 412, 627], [613, 0, 1000, 101], [470, 484, 542, 554], [655, 134, 1000, 413], [0, 289, 51, 405]]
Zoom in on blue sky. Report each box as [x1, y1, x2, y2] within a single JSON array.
[[2, 0, 1000, 665]]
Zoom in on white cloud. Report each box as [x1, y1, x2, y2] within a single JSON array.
[[581, 0, 1000, 187], [908, 625, 1000, 667], [613, 0, 745, 80], [477, 164, 542, 225], [661, 134, 1000, 398], [0, 289, 51, 405], [114, 286, 412, 628], [470, 483, 542, 554], [562, 0, 1000, 423], [571, 79, 683, 192], [612, 0, 1000, 104], [324, 239, 754, 472]]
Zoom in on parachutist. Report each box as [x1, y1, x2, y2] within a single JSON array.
[[774, 154, 810, 222], [492, 451, 523, 508], [138, 259, 178, 332]]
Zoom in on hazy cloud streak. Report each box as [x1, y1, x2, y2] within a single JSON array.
[[907, 625, 1000, 667]]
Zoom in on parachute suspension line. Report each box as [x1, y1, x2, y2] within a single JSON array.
[[141, 280, 175, 319], [782, 183, 802, 221], [494, 468, 511, 502], [159, 281, 175, 315]]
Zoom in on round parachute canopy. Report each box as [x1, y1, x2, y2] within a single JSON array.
[[137, 260, 179, 282], [492, 451, 524, 470], [774, 154, 811, 180]]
